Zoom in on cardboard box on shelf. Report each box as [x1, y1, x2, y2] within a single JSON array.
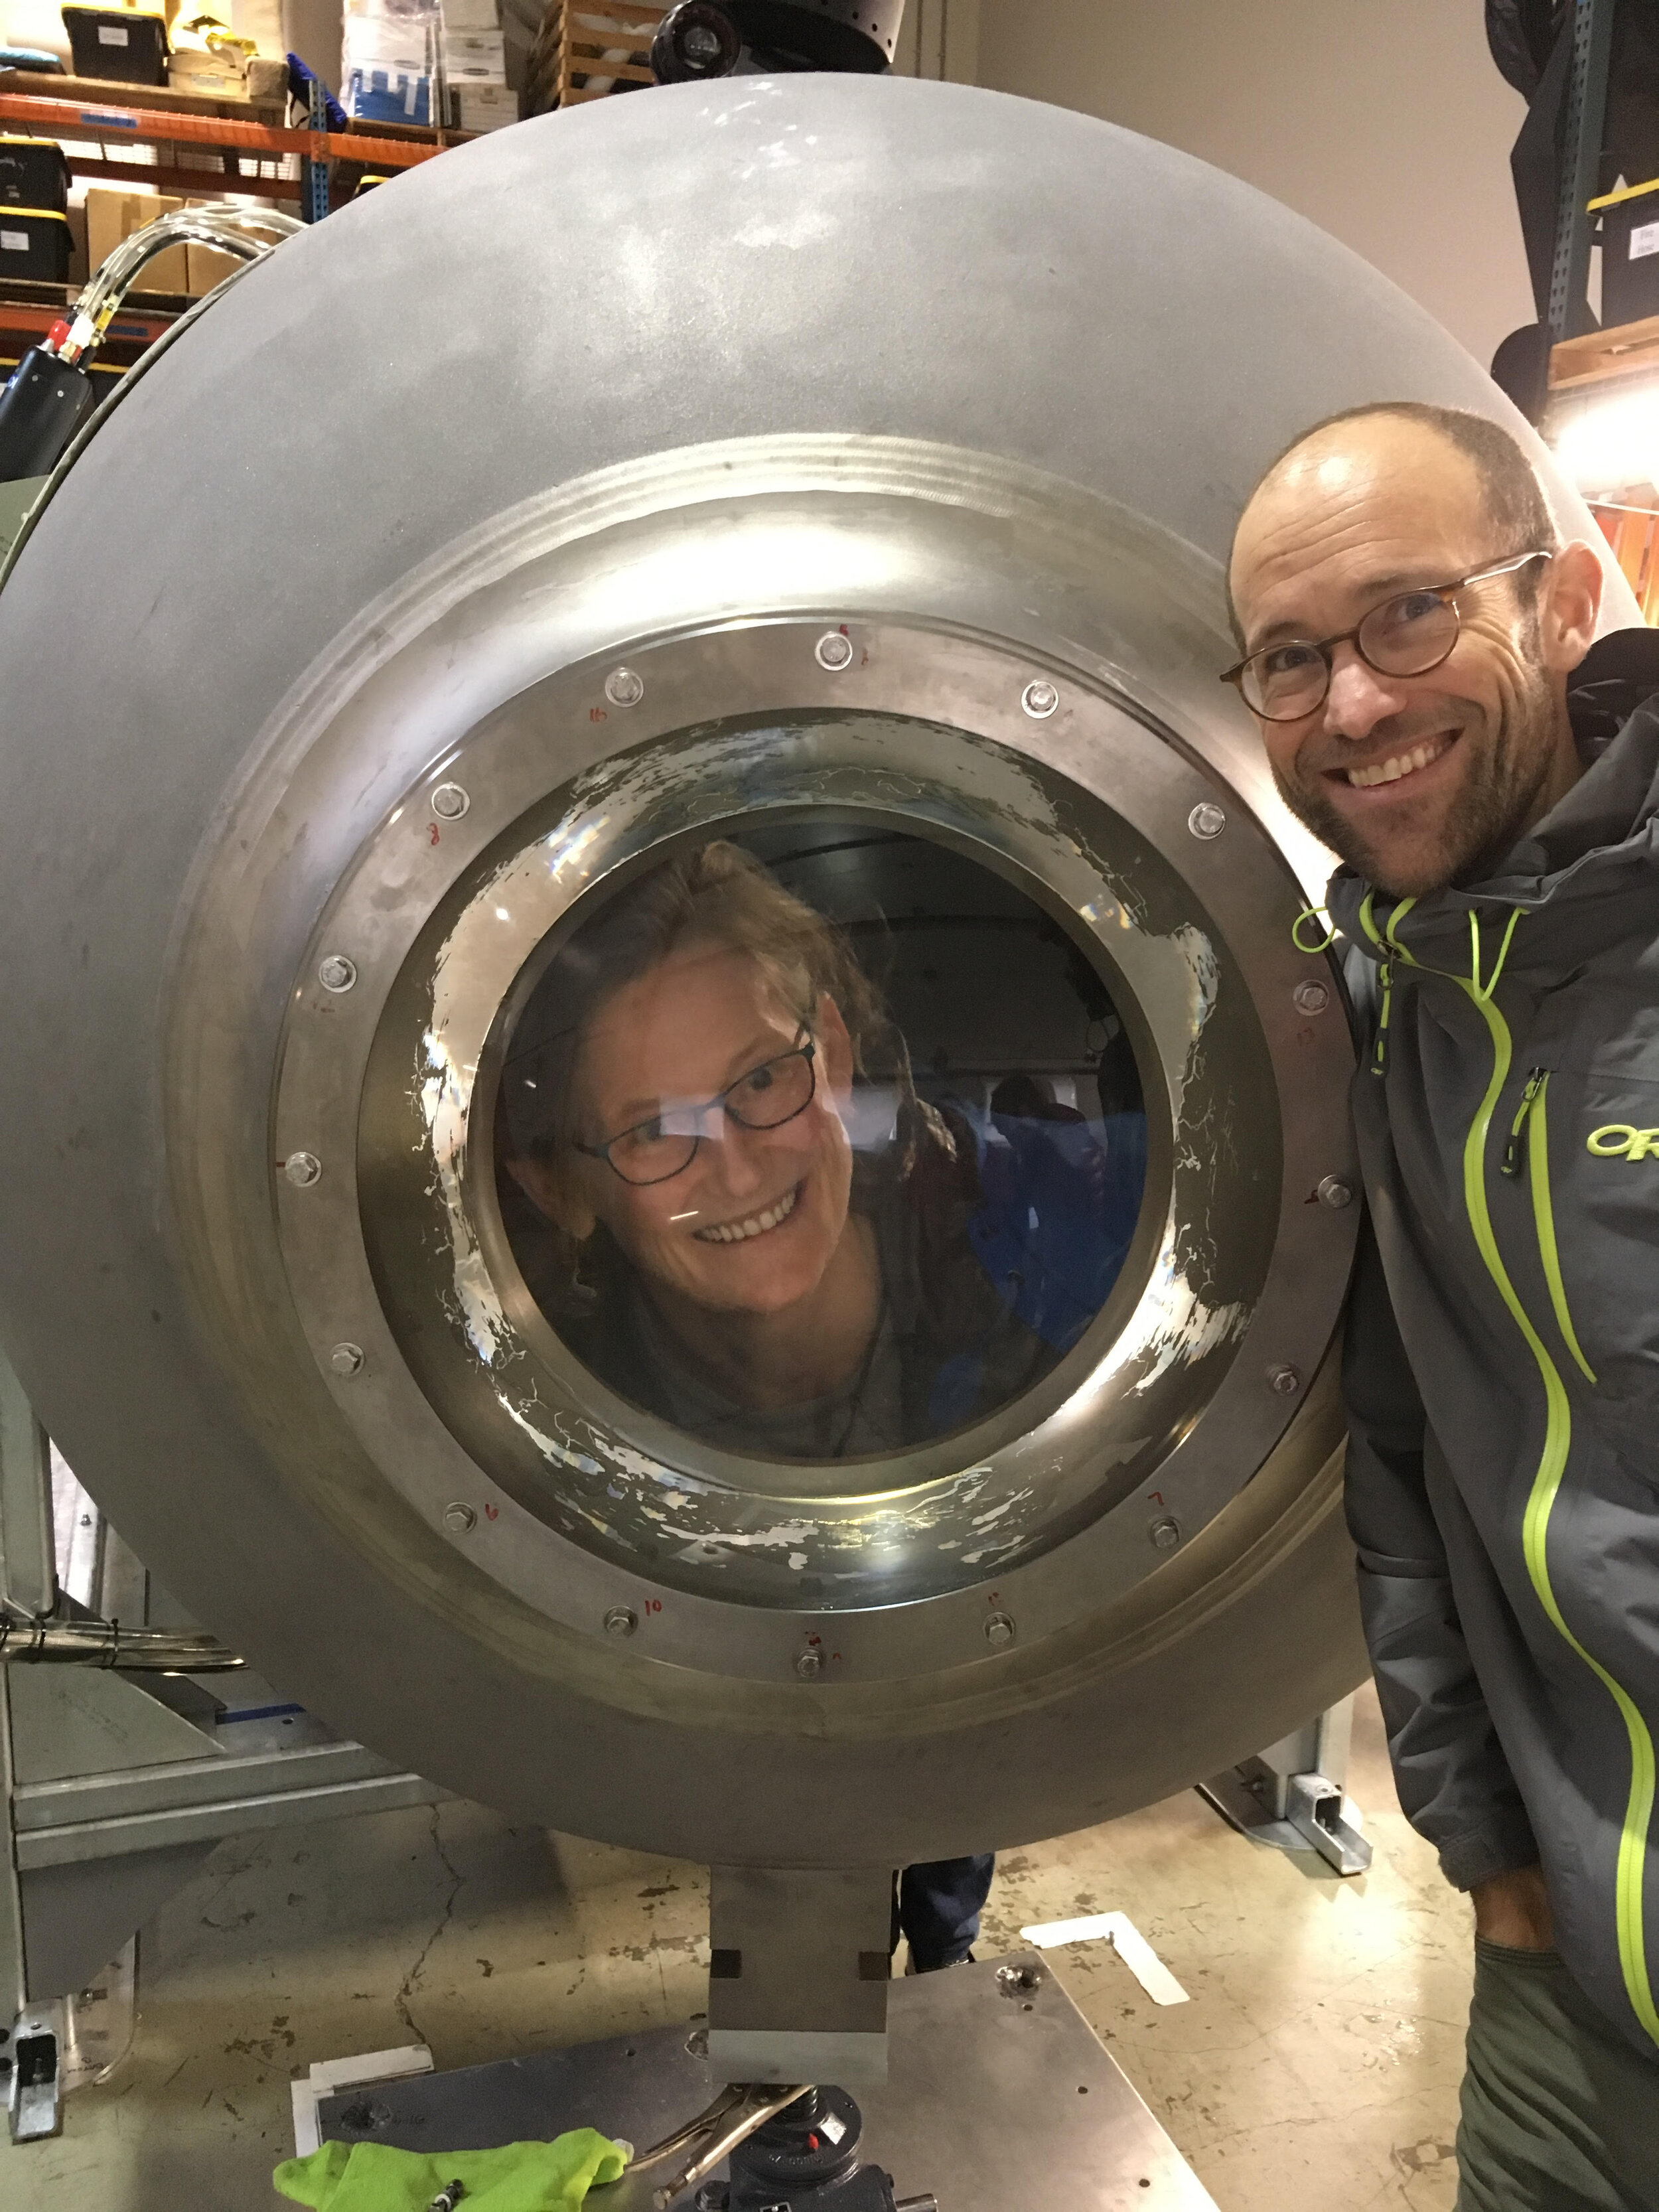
[[181, 201, 242, 296], [441, 26, 504, 78], [451, 78, 516, 129], [167, 47, 248, 96], [84, 186, 188, 291], [185, 237, 242, 295], [439, 0, 500, 29], [245, 53, 287, 102], [65, 194, 88, 283]]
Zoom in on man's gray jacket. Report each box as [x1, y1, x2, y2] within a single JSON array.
[[1329, 648, 1659, 2063]]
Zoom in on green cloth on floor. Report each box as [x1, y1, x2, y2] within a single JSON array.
[[273, 2130, 628, 2211]]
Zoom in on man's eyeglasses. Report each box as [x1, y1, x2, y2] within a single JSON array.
[[1220, 548, 1553, 723], [575, 1037, 818, 1187]]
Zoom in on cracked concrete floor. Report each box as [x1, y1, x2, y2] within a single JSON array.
[[3, 1682, 1471, 2211]]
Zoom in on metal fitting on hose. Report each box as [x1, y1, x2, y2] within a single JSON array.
[[0, 1607, 246, 1670]]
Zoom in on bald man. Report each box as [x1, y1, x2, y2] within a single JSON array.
[[1228, 402, 1659, 2210]]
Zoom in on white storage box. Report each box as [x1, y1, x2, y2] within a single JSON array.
[[441, 27, 505, 78], [452, 79, 516, 129]]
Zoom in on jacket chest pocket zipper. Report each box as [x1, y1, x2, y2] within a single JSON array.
[[1502, 1065, 1549, 1179], [1494, 1066, 1597, 1387]]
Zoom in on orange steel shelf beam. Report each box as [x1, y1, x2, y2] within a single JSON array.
[[0, 89, 443, 169]]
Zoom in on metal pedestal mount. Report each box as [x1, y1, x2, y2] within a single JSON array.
[[0, 74, 1617, 2087], [1197, 1694, 1372, 1878], [718, 2087, 908, 2212], [311, 1954, 1217, 2209]]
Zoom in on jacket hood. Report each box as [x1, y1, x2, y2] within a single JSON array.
[[1327, 628, 1659, 983]]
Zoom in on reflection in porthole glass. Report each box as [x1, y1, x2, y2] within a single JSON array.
[[494, 824, 1147, 1462]]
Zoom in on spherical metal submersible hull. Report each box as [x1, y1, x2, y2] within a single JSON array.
[[0, 79, 1602, 1868]]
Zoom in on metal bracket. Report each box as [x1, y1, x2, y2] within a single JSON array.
[[1196, 1696, 1372, 1878], [1284, 1771, 1372, 1878], [7, 1996, 63, 2142]]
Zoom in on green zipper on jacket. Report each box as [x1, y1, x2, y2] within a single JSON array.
[[1362, 893, 1659, 2047]]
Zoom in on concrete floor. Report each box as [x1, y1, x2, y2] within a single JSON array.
[[3, 1682, 1473, 2211]]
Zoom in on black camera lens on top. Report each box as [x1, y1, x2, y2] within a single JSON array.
[[652, 1, 744, 82]]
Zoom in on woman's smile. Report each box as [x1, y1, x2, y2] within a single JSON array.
[[692, 1179, 804, 1245]]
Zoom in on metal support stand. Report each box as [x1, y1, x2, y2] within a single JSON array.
[[0, 1353, 446, 2142], [1196, 1695, 1372, 1878], [707, 1866, 892, 2087], [1548, 0, 1618, 342]]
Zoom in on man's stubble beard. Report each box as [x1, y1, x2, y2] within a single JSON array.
[[1269, 663, 1563, 900]]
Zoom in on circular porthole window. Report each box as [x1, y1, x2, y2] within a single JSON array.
[[491, 821, 1149, 1465]]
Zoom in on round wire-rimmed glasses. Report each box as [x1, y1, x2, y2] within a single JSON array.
[[575, 1036, 818, 1187], [1220, 548, 1553, 721]]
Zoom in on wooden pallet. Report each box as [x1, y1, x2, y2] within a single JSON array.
[[1550, 313, 1659, 392], [544, 1, 670, 105]]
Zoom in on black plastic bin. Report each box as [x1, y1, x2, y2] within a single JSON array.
[[60, 6, 169, 86], [0, 207, 73, 281], [0, 137, 70, 212], [1601, 188, 1659, 328]]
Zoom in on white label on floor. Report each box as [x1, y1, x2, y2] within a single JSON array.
[[1631, 219, 1659, 260], [1017, 1910, 1190, 2004]]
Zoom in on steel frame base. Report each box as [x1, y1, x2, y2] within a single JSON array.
[[309, 1953, 1217, 2209]]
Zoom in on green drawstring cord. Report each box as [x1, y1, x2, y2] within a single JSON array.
[[1342, 893, 1522, 1077], [1469, 904, 1524, 1003], [1293, 906, 1338, 953]]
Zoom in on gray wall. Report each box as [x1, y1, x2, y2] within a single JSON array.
[[975, 0, 1534, 371]]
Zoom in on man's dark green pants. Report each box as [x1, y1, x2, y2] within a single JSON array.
[[1457, 1941, 1659, 2209]]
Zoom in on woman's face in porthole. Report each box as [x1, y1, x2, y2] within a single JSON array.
[[528, 943, 858, 1318]]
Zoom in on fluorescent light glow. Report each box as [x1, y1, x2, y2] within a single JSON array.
[[1553, 383, 1659, 494]]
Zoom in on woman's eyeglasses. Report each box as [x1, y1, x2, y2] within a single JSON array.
[[576, 1037, 818, 1187], [1220, 548, 1553, 722]]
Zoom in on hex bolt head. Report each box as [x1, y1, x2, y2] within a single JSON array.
[[283, 1151, 322, 1187], [815, 630, 854, 671], [603, 1606, 638, 1639], [1293, 979, 1331, 1016], [328, 1342, 365, 1377], [442, 1502, 477, 1533], [605, 665, 645, 707], [1149, 1516, 1182, 1552], [1021, 678, 1060, 719], [1187, 800, 1227, 840], [984, 1611, 1017, 1649], [795, 1647, 825, 1678], [430, 782, 470, 821], [1267, 1363, 1302, 1396], [319, 954, 358, 994], [1317, 1174, 1355, 1209]]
